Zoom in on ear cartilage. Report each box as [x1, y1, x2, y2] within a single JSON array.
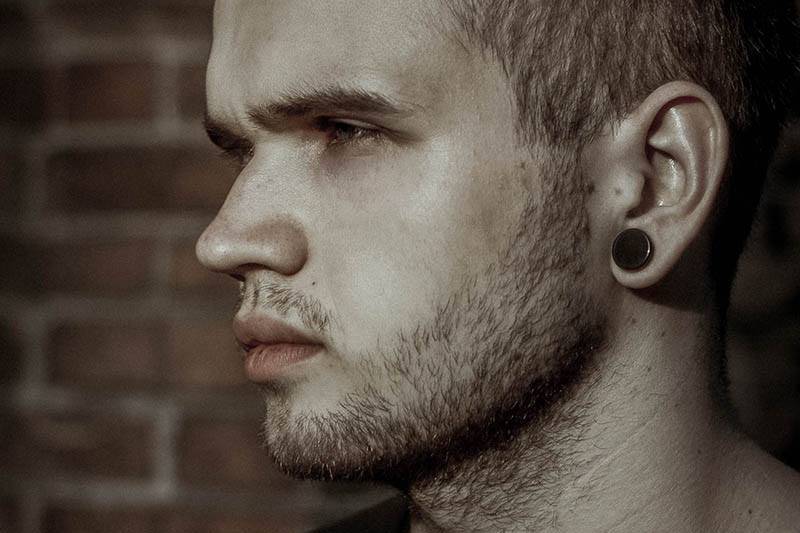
[[612, 228, 653, 271]]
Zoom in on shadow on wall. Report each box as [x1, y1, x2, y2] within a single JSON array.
[[728, 123, 800, 468]]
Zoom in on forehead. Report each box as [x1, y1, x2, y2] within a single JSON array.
[[208, 0, 458, 122]]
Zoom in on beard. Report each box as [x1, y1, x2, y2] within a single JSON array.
[[253, 152, 606, 488]]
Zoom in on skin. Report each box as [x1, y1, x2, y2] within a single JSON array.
[[197, 1, 800, 531]]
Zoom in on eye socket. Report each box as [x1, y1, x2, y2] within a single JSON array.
[[316, 118, 385, 147], [212, 118, 387, 167], [206, 123, 255, 169], [217, 144, 255, 168]]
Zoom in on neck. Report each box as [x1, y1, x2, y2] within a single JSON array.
[[407, 298, 733, 532]]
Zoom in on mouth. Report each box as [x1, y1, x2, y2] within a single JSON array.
[[233, 315, 325, 383], [242, 343, 324, 382]]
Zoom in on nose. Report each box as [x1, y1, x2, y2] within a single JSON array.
[[195, 177, 309, 279]]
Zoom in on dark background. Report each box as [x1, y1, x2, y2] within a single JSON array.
[[0, 1, 798, 532]]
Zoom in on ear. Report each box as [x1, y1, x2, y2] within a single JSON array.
[[600, 82, 729, 290]]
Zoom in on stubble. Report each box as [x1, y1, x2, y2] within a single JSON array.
[[253, 151, 606, 500]]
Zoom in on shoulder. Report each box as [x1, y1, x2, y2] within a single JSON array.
[[722, 438, 800, 533]]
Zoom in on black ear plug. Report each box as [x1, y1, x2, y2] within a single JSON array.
[[612, 228, 653, 270]]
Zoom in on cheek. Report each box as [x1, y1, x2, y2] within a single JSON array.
[[320, 158, 458, 350], [316, 146, 528, 352]]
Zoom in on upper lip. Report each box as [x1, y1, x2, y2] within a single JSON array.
[[233, 314, 323, 352]]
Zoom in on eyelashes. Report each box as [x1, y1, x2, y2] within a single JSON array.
[[314, 117, 386, 146], [216, 118, 387, 169], [209, 125, 255, 168], [217, 144, 255, 168]]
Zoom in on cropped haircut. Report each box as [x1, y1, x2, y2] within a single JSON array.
[[442, 0, 800, 310]]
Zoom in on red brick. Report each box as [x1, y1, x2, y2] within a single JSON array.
[[165, 512, 311, 533], [177, 417, 295, 489], [46, 146, 235, 212], [44, 506, 162, 533], [44, 505, 313, 533], [0, 150, 24, 215], [0, 496, 20, 533], [176, 64, 206, 121], [48, 322, 164, 389], [0, 68, 45, 127], [0, 235, 38, 293], [44, 239, 154, 295], [169, 238, 239, 295], [171, 150, 236, 210], [165, 320, 247, 389], [0, 236, 154, 296], [0, 319, 23, 384], [0, 409, 154, 479], [45, 2, 153, 39], [65, 62, 156, 122], [45, 1, 213, 41], [0, 4, 35, 51], [150, 2, 214, 41]]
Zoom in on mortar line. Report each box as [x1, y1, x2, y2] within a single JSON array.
[[153, 400, 180, 500], [19, 484, 43, 533]]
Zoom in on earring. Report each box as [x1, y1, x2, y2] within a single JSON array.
[[612, 228, 653, 270]]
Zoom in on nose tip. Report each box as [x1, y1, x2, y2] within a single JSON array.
[[195, 215, 309, 277], [195, 226, 235, 274]]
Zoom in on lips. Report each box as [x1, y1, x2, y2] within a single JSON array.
[[233, 314, 324, 382]]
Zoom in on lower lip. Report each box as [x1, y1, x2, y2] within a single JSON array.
[[243, 343, 323, 382]]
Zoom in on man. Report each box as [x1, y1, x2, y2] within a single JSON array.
[[196, 0, 800, 531]]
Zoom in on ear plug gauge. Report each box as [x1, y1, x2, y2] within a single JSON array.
[[612, 228, 653, 270]]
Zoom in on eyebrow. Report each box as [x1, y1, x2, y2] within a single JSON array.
[[204, 85, 420, 148], [246, 85, 418, 130]]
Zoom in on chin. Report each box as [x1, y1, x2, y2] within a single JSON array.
[[260, 403, 392, 482], [256, 377, 420, 483]]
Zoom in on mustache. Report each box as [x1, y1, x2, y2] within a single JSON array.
[[237, 279, 332, 335]]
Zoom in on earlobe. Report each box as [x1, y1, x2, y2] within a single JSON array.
[[607, 82, 729, 290]]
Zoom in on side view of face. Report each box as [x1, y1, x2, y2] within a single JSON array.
[[197, 0, 604, 484]]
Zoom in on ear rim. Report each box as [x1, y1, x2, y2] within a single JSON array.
[[609, 81, 730, 290]]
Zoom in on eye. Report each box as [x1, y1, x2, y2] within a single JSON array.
[[206, 123, 255, 169], [316, 118, 385, 146], [217, 143, 254, 169]]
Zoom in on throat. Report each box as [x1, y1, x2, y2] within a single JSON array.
[[405, 310, 728, 533], [406, 354, 600, 532]]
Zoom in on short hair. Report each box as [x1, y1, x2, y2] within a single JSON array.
[[442, 0, 800, 309]]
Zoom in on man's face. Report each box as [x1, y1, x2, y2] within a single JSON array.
[[199, 0, 604, 483]]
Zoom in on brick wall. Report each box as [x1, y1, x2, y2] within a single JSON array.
[[0, 2, 390, 532], [0, 1, 798, 532]]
